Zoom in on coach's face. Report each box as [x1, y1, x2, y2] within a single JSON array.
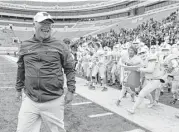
[[34, 20, 52, 40]]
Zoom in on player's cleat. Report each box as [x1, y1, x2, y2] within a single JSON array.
[[116, 100, 121, 106], [131, 93, 135, 102], [153, 100, 159, 106], [127, 109, 135, 114], [160, 91, 164, 96], [148, 100, 159, 108], [168, 88, 171, 93], [89, 85, 95, 90], [100, 83, 102, 86], [175, 113, 179, 118], [170, 99, 177, 104], [135, 92, 139, 96], [109, 82, 116, 86], [107, 80, 110, 84], [118, 84, 122, 90], [84, 82, 89, 86], [123, 92, 127, 98], [101, 87, 108, 92], [148, 103, 154, 108]]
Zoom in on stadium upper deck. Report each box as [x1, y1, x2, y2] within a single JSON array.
[[0, 0, 105, 7], [0, 0, 178, 45], [0, 0, 133, 10], [0, 0, 175, 22]]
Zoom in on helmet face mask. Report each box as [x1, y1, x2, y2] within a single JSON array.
[[104, 49, 108, 54], [138, 47, 148, 60], [128, 47, 137, 57], [132, 42, 139, 49], [113, 46, 118, 52], [162, 50, 170, 56], [150, 46, 156, 54], [164, 55, 179, 73], [139, 52, 147, 60]]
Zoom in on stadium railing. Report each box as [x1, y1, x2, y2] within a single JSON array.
[[0, 0, 126, 10]]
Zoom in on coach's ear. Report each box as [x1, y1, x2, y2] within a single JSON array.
[[33, 22, 35, 26], [33, 22, 37, 28], [32, 22, 36, 33]]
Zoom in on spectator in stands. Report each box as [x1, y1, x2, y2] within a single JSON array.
[[9, 24, 13, 30], [63, 38, 71, 49], [15, 12, 76, 132]]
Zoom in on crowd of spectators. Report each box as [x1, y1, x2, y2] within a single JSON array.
[[62, 9, 179, 95], [70, 9, 179, 51]]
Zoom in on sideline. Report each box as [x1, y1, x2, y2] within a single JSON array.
[[4, 55, 179, 132]]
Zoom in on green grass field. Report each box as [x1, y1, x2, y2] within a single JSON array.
[[0, 89, 149, 132], [0, 55, 149, 132], [1, 55, 179, 132]]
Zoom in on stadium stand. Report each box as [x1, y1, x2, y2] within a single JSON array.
[[0, 1, 141, 17], [0, 0, 136, 11], [1, 0, 107, 7], [1, 1, 179, 132], [0, 0, 178, 47], [85, 3, 179, 36], [11, 29, 96, 42], [73, 23, 95, 28], [0, 1, 176, 24]]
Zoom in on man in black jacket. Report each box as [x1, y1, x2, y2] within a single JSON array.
[[16, 12, 76, 132]]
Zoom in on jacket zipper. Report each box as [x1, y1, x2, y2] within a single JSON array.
[[38, 41, 42, 102], [37, 54, 40, 102]]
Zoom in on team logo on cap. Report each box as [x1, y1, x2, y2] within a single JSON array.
[[42, 12, 49, 16]]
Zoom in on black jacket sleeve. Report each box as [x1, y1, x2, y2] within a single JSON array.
[[15, 50, 25, 92], [61, 47, 76, 93]]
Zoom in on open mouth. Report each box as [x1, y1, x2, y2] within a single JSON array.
[[41, 29, 50, 33]]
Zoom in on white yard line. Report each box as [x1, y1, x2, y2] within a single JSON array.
[[0, 87, 15, 89], [3, 55, 18, 63], [0, 72, 17, 75], [124, 129, 145, 132], [76, 77, 179, 132], [71, 101, 92, 106], [88, 112, 113, 118]]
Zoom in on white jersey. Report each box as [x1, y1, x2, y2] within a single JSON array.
[[111, 51, 120, 61], [158, 52, 169, 66], [140, 56, 164, 80], [77, 52, 82, 62], [164, 54, 179, 80]]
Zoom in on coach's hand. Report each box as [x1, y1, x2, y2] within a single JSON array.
[[65, 91, 74, 105], [16, 91, 22, 101]]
